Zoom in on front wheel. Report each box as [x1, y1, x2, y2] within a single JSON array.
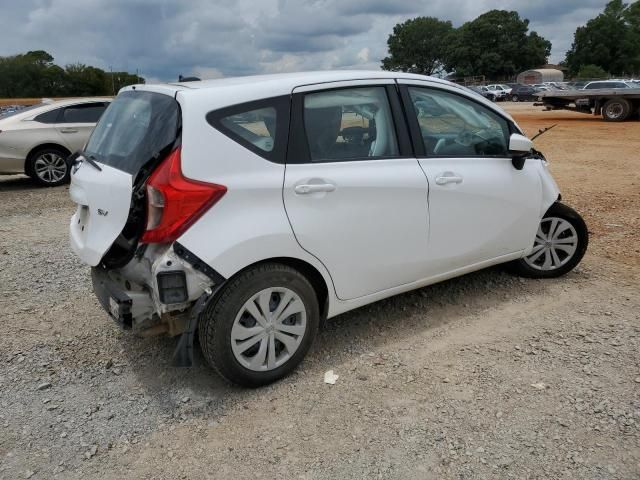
[[508, 202, 588, 278], [198, 263, 319, 387], [511, 94, 519, 102]]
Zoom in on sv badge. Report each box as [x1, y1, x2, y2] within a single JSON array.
[[97, 209, 109, 217]]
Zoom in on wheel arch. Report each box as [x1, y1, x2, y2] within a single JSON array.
[[227, 256, 331, 325], [534, 160, 561, 218], [24, 143, 71, 169]]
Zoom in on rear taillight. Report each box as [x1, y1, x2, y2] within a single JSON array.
[[141, 147, 226, 244]]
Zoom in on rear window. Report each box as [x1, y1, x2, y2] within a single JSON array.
[[84, 91, 179, 175]]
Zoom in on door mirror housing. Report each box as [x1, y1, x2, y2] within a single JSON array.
[[509, 133, 533, 170]]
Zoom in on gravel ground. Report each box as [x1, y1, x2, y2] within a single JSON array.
[[1, 105, 639, 479]]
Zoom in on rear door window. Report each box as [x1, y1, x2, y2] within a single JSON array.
[[61, 103, 108, 123], [302, 87, 399, 162]]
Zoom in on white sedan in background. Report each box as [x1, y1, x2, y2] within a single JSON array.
[[0, 98, 111, 186]]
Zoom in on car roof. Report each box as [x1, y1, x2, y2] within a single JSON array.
[[127, 70, 458, 101], [125, 70, 520, 130], [168, 70, 452, 91], [27, 97, 112, 111]]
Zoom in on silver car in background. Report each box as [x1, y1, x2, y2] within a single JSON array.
[[0, 98, 111, 186]]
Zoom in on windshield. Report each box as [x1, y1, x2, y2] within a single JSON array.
[[84, 90, 179, 175]]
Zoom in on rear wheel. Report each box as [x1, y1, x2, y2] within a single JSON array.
[[198, 263, 319, 387], [27, 147, 70, 186], [602, 98, 631, 122], [508, 202, 588, 278], [512, 94, 519, 102]]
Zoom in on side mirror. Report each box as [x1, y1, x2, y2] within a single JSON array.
[[509, 133, 533, 170]]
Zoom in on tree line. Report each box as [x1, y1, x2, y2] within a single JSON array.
[[0, 50, 143, 98], [382, 0, 640, 80]]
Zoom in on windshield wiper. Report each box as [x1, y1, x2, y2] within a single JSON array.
[[72, 151, 102, 172]]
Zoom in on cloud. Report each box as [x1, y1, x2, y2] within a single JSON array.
[[0, 0, 611, 81]]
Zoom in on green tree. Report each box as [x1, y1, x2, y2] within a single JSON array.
[[23, 50, 54, 66], [565, 0, 640, 76], [106, 71, 144, 95], [63, 64, 108, 96], [0, 50, 144, 98], [576, 64, 609, 79], [381, 17, 454, 75], [446, 10, 551, 79]]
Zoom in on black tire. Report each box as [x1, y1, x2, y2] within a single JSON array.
[[602, 98, 631, 122], [512, 95, 519, 102], [27, 147, 71, 187], [198, 263, 320, 387], [507, 202, 588, 279]]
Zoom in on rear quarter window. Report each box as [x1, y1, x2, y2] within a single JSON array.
[[206, 96, 290, 164], [34, 108, 62, 124]]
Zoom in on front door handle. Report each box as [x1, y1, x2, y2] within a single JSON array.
[[294, 183, 336, 194], [60, 128, 78, 134], [435, 173, 463, 185]]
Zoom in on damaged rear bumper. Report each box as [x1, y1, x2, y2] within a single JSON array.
[[91, 266, 156, 329], [90, 243, 227, 366]]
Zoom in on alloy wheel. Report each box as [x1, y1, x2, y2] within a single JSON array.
[[524, 217, 578, 271], [231, 287, 307, 371], [34, 152, 67, 184]]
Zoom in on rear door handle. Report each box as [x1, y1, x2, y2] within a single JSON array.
[[60, 128, 78, 134], [294, 183, 336, 194], [435, 173, 463, 185]]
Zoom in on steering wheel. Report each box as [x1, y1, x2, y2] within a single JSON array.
[[454, 129, 475, 147]]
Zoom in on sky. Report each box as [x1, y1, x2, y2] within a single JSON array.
[[0, 0, 612, 82]]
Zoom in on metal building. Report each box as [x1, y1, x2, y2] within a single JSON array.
[[516, 68, 564, 84]]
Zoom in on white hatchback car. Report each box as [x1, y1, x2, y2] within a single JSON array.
[[69, 71, 588, 386], [0, 98, 111, 186]]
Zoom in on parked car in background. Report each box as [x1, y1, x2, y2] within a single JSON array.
[[69, 71, 588, 387], [532, 84, 551, 92], [0, 98, 111, 186], [566, 81, 587, 89], [0, 105, 28, 117], [486, 84, 512, 100], [508, 84, 538, 102], [468, 85, 497, 101], [582, 80, 633, 90], [542, 82, 565, 90]]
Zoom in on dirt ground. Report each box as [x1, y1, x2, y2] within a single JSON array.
[[0, 103, 638, 479]]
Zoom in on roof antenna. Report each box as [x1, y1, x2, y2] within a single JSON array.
[[178, 75, 201, 82]]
